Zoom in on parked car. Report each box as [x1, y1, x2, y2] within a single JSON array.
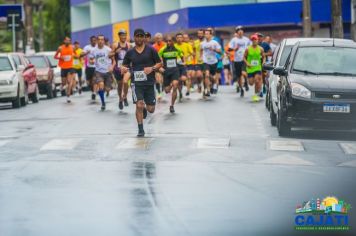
[[264, 38, 328, 126], [270, 39, 356, 136], [26, 55, 56, 99], [8, 52, 39, 104], [0, 54, 28, 108], [36, 51, 61, 90]]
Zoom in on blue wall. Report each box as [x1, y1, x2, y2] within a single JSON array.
[[70, 0, 89, 6], [71, 25, 113, 47]]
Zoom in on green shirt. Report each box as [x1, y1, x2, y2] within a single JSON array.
[[246, 45, 263, 74], [158, 45, 183, 70]]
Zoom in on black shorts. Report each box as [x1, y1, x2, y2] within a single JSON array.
[[194, 64, 204, 71], [85, 67, 95, 81], [217, 67, 223, 73], [223, 64, 231, 71], [75, 69, 82, 78], [178, 65, 187, 77], [113, 70, 123, 81], [131, 84, 156, 106], [203, 63, 218, 76], [186, 65, 195, 71], [61, 68, 75, 78], [247, 71, 262, 78], [234, 61, 246, 78], [163, 69, 179, 87]]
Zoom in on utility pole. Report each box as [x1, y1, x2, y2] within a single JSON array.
[[302, 0, 312, 37], [352, 0, 356, 41], [331, 0, 344, 38], [24, 0, 35, 53], [37, 1, 44, 51]]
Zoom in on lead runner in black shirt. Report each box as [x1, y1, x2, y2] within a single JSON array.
[[121, 28, 162, 137]]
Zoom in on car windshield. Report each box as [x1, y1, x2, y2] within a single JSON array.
[[27, 56, 48, 68], [46, 55, 58, 66], [0, 57, 13, 71], [278, 45, 292, 66], [292, 46, 356, 76]]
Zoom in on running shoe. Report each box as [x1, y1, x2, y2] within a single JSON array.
[[240, 89, 244, 98], [79, 88, 82, 95], [169, 106, 175, 113], [91, 94, 96, 101], [61, 90, 66, 97], [236, 86, 240, 93], [252, 94, 260, 102], [245, 83, 249, 92], [124, 98, 129, 107], [66, 97, 71, 103], [101, 103, 106, 111], [186, 92, 190, 96], [137, 129, 145, 137], [143, 107, 148, 119], [119, 101, 124, 110], [259, 92, 263, 98], [106, 91, 110, 97]]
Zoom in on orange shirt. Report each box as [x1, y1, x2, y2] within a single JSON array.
[[225, 44, 234, 62], [58, 44, 74, 69], [152, 42, 166, 53]]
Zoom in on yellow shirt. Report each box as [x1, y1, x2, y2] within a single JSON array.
[[73, 48, 83, 69], [174, 42, 194, 65], [194, 39, 203, 65]]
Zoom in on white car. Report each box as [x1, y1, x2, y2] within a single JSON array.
[[265, 38, 329, 126], [36, 51, 61, 89], [0, 54, 28, 108]]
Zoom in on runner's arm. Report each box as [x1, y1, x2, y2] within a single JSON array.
[[54, 47, 61, 60]]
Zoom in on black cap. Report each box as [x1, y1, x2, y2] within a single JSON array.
[[134, 28, 145, 36], [145, 32, 151, 37]]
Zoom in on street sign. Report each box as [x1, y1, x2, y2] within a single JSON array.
[[7, 9, 21, 31]]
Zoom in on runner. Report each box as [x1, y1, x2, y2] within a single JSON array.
[[121, 28, 162, 137], [174, 33, 191, 100], [92, 35, 115, 111], [158, 35, 183, 113], [228, 26, 251, 97], [222, 47, 233, 85], [201, 29, 221, 97], [258, 33, 272, 94], [182, 33, 194, 96], [152, 33, 166, 100], [144, 32, 152, 45], [193, 29, 205, 93], [112, 29, 131, 110], [73, 41, 84, 94], [54, 36, 76, 103], [244, 34, 265, 102], [82, 36, 97, 100]]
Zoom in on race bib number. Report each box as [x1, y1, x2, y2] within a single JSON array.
[[117, 60, 123, 67], [251, 60, 259, 66], [63, 55, 71, 62], [134, 71, 147, 82], [167, 59, 177, 68], [98, 57, 106, 65], [73, 59, 80, 66], [206, 55, 216, 64]]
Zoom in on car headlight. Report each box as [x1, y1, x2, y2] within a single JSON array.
[[291, 83, 311, 99]]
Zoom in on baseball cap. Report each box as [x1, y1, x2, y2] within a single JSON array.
[[256, 32, 264, 37], [251, 34, 259, 41], [134, 28, 145, 36], [145, 32, 151, 38], [235, 26, 244, 32], [118, 29, 127, 35]]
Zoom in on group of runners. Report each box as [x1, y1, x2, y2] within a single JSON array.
[[54, 26, 276, 136]]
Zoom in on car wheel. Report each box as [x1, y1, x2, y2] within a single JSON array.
[[20, 96, 27, 107], [52, 81, 57, 98], [265, 89, 270, 110], [31, 86, 39, 103], [12, 86, 21, 109], [270, 99, 277, 127], [47, 83, 54, 99], [277, 99, 291, 136]]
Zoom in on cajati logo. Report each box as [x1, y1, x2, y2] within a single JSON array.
[[294, 196, 351, 231]]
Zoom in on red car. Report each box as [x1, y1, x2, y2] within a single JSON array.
[[8, 53, 39, 103], [26, 55, 56, 99]]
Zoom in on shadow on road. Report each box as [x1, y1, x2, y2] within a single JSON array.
[[290, 129, 356, 141]]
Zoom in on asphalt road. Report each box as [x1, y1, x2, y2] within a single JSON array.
[[0, 86, 355, 236]]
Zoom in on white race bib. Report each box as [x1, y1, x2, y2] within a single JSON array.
[[251, 60, 259, 66], [117, 60, 123, 67], [73, 59, 80, 66], [63, 55, 71, 62], [167, 59, 177, 68], [206, 55, 216, 64], [177, 57, 183, 65], [134, 71, 147, 82]]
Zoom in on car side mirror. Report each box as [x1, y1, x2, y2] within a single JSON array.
[[273, 67, 288, 76], [263, 63, 274, 71], [17, 64, 25, 71], [51, 65, 57, 68]]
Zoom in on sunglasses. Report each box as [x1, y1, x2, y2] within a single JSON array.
[[135, 34, 145, 38]]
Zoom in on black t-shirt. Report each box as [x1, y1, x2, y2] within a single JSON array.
[[123, 45, 161, 86]]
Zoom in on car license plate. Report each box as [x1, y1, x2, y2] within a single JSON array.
[[323, 104, 350, 113]]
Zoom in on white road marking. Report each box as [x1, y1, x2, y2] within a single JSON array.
[[0, 140, 11, 147], [338, 160, 356, 167], [196, 138, 230, 149], [339, 143, 356, 155], [40, 139, 80, 151], [116, 138, 153, 149], [268, 139, 305, 152], [257, 154, 314, 166]]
